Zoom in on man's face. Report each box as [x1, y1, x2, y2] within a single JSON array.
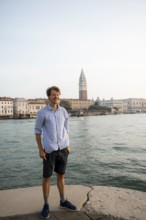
[[49, 89, 60, 105]]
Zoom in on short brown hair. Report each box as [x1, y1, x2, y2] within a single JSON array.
[[46, 86, 61, 97]]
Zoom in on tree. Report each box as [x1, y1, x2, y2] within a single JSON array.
[[88, 102, 111, 112], [60, 100, 72, 111]]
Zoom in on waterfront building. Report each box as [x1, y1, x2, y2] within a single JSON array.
[[0, 97, 13, 118], [62, 98, 94, 110], [13, 98, 29, 118], [125, 98, 146, 113], [122, 99, 128, 113], [98, 97, 146, 113], [98, 98, 124, 113], [28, 99, 47, 118], [13, 98, 47, 118]]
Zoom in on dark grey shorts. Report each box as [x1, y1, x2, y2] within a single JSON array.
[[43, 148, 69, 178]]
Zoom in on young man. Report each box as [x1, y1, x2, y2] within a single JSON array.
[[35, 86, 76, 219]]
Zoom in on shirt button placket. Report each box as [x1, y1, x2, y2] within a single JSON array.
[[54, 111, 60, 150]]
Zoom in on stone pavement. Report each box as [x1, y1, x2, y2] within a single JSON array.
[[0, 212, 114, 220], [0, 185, 146, 220], [0, 212, 90, 220]]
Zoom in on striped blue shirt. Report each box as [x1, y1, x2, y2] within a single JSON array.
[[35, 105, 69, 153]]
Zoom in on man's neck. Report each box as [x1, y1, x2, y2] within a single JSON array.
[[50, 103, 58, 110]]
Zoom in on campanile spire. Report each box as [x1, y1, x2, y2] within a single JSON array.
[[79, 69, 87, 100]]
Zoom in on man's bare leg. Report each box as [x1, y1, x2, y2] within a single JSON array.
[[57, 173, 65, 202], [43, 177, 50, 204]]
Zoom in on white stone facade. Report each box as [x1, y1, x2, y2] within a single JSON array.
[[0, 97, 13, 118], [13, 98, 47, 118], [126, 98, 146, 113], [13, 98, 29, 117], [28, 99, 47, 118], [98, 98, 124, 113], [98, 98, 146, 113]]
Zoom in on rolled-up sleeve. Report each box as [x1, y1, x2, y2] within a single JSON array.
[[64, 109, 69, 133], [34, 110, 45, 134]]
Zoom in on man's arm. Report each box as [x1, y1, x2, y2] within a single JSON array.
[[35, 134, 47, 160], [64, 109, 70, 153]]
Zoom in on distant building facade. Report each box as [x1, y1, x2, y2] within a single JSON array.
[[13, 98, 47, 118], [98, 98, 124, 113], [98, 97, 146, 113], [0, 97, 13, 118], [126, 98, 146, 113], [13, 98, 29, 118], [62, 98, 94, 110], [28, 99, 47, 118]]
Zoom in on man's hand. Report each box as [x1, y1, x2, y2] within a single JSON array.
[[35, 134, 47, 160], [66, 146, 70, 154], [39, 148, 47, 160]]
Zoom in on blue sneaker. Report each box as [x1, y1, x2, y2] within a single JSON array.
[[59, 200, 77, 211], [40, 204, 50, 219]]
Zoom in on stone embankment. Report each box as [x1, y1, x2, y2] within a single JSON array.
[[0, 185, 146, 220]]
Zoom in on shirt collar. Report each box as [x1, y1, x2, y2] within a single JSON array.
[[47, 104, 61, 111]]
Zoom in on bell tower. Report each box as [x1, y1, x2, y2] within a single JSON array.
[[79, 69, 87, 100]]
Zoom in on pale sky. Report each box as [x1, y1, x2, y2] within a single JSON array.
[[0, 0, 146, 100]]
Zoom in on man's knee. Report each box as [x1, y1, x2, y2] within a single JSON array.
[[43, 177, 50, 183], [57, 173, 64, 180]]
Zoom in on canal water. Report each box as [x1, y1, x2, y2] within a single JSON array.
[[0, 114, 146, 191]]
